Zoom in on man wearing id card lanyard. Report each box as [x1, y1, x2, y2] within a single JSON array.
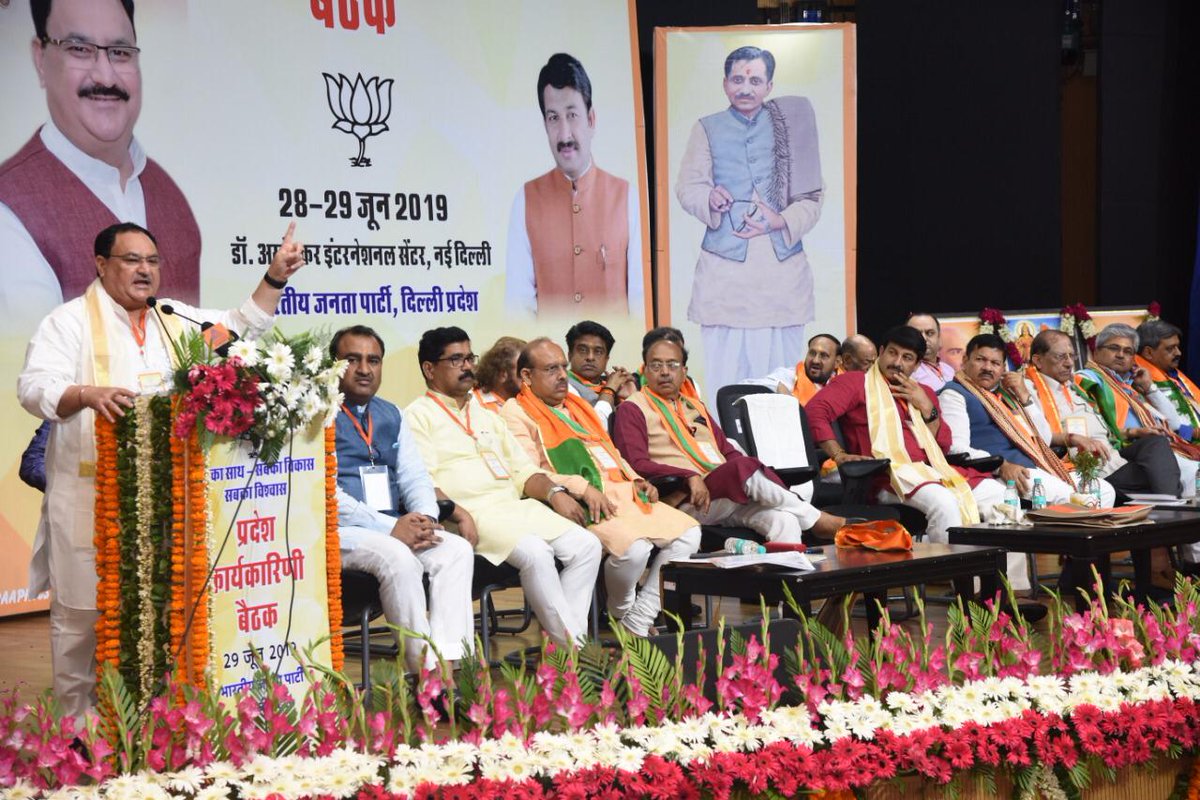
[[612, 336, 844, 543], [17, 219, 304, 717], [501, 338, 700, 637], [405, 327, 602, 646], [331, 326, 475, 671]]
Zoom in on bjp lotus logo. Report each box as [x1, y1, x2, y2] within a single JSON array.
[[322, 72, 394, 167]]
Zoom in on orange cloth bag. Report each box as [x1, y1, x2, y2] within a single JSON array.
[[834, 519, 913, 551]]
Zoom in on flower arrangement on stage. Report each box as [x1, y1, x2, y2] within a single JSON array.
[[90, 333, 348, 710], [10, 581, 1200, 799], [977, 307, 1024, 367], [1147, 301, 1162, 322], [1060, 303, 1098, 352], [171, 330, 346, 466]]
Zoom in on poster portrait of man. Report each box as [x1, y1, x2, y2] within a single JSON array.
[[505, 52, 644, 318], [654, 27, 856, 407]]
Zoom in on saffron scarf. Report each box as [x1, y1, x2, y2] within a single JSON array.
[[792, 361, 818, 405], [79, 280, 183, 475], [1135, 355, 1200, 434], [641, 386, 725, 474], [953, 371, 1075, 488], [472, 387, 504, 414], [515, 385, 651, 513], [864, 362, 979, 524]]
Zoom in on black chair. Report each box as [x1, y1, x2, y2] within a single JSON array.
[[472, 558, 530, 665], [339, 569, 390, 691]]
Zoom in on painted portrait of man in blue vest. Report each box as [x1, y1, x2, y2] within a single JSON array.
[[675, 45, 824, 406]]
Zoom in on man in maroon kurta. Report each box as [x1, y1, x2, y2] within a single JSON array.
[[613, 337, 843, 542]]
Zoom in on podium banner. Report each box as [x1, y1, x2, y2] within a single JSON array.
[[206, 426, 334, 701]]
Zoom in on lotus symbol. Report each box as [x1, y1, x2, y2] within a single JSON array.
[[322, 72, 394, 167]]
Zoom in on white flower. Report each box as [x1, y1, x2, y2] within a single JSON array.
[[300, 389, 324, 421], [613, 746, 646, 773], [5, 781, 38, 800], [165, 766, 206, 793], [265, 341, 295, 381], [205, 762, 240, 782], [228, 338, 260, 367], [303, 346, 325, 374]]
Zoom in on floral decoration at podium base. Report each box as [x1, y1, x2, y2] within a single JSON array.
[[92, 331, 346, 706]]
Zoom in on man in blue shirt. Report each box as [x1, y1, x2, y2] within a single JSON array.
[[332, 325, 475, 670]]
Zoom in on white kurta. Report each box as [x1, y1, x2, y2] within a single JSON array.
[[17, 284, 274, 610]]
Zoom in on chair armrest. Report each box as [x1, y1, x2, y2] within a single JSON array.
[[773, 465, 819, 486], [836, 458, 891, 481], [959, 455, 1003, 473], [837, 458, 891, 505]]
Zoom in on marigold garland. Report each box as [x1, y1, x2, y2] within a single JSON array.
[[184, 427, 211, 684], [93, 416, 121, 677], [1185, 753, 1200, 800], [325, 423, 343, 671], [168, 405, 188, 698]]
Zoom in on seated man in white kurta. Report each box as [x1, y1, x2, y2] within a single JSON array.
[[405, 326, 602, 646], [17, 221, 305, 717], [331, 326, 474, 670], [501, 338, 700, 637]]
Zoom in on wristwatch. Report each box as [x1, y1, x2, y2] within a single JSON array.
[[436, 498, 456, 522], [922, 406, 940, 424], [546, 484, 569, 503]]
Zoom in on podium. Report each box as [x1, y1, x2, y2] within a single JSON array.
[[94, 396, 342, 705]]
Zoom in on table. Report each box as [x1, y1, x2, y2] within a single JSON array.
[[660, 542, 1007, 631], [948, 509, 1200, 610]]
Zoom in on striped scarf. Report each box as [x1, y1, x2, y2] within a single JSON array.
[[953, 370, 1075, 488], [864, 363, 979, 523]]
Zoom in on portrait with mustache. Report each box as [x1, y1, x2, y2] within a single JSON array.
[[503, 52, 643, 317], [0, 0, 202, 329]]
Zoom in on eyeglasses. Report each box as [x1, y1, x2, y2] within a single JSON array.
[[42, 37, 141, 71], [437, 353, 478, 368], [646, 360, 684, 373], [1098, 343, 1136, 357], [1043, 352, 1075, 364], [107, 253, 161, 267], [533, 363, 569, 377]]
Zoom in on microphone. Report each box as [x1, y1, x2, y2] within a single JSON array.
[[156, 300, 240, 357]]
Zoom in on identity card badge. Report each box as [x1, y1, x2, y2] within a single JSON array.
[[697, 441, 723, 464], [1064, 417, 1089, 438], [480, 450, 511, 480], [589, 445, 619, 471], [359, 465, 393, 511], [137, 371, 164, 391]]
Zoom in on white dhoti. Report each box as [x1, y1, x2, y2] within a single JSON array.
[[339, 528, 475, 670]]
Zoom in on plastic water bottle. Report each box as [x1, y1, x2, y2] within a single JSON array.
[[724, 537, 766, 555], [1004, 480, 1021, 522], [1193, 469, 1200, 503], [1031, 478, 1047, 510]]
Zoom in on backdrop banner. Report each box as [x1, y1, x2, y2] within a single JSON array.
[[653, 24, 856, 408], [0, 0, 648, 616]]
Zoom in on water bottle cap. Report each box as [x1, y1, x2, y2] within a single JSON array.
[[1006, 480, 1016, 487]]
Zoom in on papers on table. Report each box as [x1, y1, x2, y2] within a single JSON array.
[[1126, 493, 1191, 506], [681, 551, 820, 570], [1024, 504, 1154, 527]]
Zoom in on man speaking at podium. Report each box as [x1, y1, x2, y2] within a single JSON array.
[[17, 220, 305, 717]]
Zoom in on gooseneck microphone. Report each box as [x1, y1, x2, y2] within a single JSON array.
[[149, 297, 240, 356]]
